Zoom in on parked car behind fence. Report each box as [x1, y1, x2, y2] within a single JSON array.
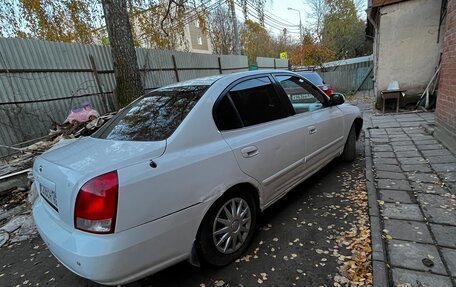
[[296, 71, 334, 96]]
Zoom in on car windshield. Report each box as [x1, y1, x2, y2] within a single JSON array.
[[298, 72, 324, 85], [94, 85, 208, 141]]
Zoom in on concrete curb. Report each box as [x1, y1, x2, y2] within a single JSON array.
[[364, 116, 390, 287]]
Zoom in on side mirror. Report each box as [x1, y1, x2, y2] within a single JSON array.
[[328, 93, 345, 106]]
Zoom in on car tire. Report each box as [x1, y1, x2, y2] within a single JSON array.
[[197, 189, 257, 266], [341, 125, 356, 162]]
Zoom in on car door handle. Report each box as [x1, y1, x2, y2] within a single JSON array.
[[241, 146, 258, 158], [308, 126, 317, 134]]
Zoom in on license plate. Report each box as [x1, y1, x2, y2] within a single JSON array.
[[40, 185, 58, 211], [291, 94, 314, 102]]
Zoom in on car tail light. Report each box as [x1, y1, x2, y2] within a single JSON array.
[[327, 85, 334, 96], [74, 171, 118, 234]]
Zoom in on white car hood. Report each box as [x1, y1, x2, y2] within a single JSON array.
[[40, 137, 166, 173]]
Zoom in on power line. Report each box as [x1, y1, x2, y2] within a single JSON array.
[[241, 0, 297, 26], [93, 0, 217, 32], [262, 6, 298, 26], [236, 0, 301, 32], [175, 1, 223, 28], [242, 0, 299, 28], [181, 0, 298, 32], [234, 1, 300, 34], [151, 1, 223, 33]]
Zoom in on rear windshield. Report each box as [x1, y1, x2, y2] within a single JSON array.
[[297, 72, 324, 85], [94, 85, 208, 141]]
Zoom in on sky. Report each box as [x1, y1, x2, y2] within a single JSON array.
[[268, 0, 312, 29]]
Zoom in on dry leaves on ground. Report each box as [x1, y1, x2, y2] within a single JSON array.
[[333, 168, 373, 287]]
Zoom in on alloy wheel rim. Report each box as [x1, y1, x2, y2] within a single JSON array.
[[212, 197, 252, 254]]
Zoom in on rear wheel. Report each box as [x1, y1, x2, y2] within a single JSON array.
[[197, 190, 257, 266], [341, 125, 357, 162]]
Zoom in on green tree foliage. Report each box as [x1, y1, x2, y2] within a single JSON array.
[[289, 31, 336, 66], [321, 0, 369, 59], [0, 0, 205, 49], [0, 0, 101, 43], [240, 19, 275, 64]]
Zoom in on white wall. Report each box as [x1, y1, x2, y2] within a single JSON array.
[[376, 0, 441, 104]]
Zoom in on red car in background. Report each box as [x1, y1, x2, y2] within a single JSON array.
[[296, 71, 334, 96]]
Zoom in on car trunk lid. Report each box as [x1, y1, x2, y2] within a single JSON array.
[[33, 137, 166, 229]]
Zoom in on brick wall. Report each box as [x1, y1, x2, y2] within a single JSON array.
[[436, 0, 456, 153]]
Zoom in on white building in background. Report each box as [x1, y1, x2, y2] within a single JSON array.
[[182, 18, 212, 54], [94, 10, 212, 54]]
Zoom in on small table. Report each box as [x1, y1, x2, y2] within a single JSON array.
[[381, 89, 406, 113]]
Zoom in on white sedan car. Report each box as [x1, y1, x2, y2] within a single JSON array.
[[32, 70, 362, 285]]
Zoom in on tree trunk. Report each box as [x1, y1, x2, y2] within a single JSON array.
[[101, 0, 143, 108]]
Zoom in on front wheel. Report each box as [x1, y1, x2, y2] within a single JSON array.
[[341, 125, 357, 162], [197, 190, 257, 266]]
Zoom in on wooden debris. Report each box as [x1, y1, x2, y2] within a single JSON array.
[[0, 112, 117, 181]]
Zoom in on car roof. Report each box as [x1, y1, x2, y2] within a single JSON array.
[[295, 70, 319, 75], [156, 74, 226, 90], [224, 69, 292, 79], [157, 69, 296, 90]]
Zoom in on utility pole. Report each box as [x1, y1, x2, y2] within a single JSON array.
[[283, 28, 287, 46], [299, 18, 302, 44], [287, 7, 302, 44], [229, 0, 240, 55]]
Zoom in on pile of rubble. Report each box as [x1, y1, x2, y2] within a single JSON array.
[[0, 190, 34, 248], [0, 112, 116, 248]]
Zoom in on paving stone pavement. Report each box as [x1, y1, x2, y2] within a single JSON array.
[[366, 112, 456, 287]]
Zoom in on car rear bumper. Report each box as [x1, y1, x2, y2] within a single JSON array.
[[32, 197, 205, 285]]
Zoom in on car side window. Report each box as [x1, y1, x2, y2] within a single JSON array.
[[275, 75, 326, 114], [214, 95, 243, 131], [227, 77, 289, 127]]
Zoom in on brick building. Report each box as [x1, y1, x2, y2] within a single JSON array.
[[435, 0, 456, 153]]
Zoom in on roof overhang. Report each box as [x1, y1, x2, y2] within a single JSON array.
[[371, 0, 411, 8]]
